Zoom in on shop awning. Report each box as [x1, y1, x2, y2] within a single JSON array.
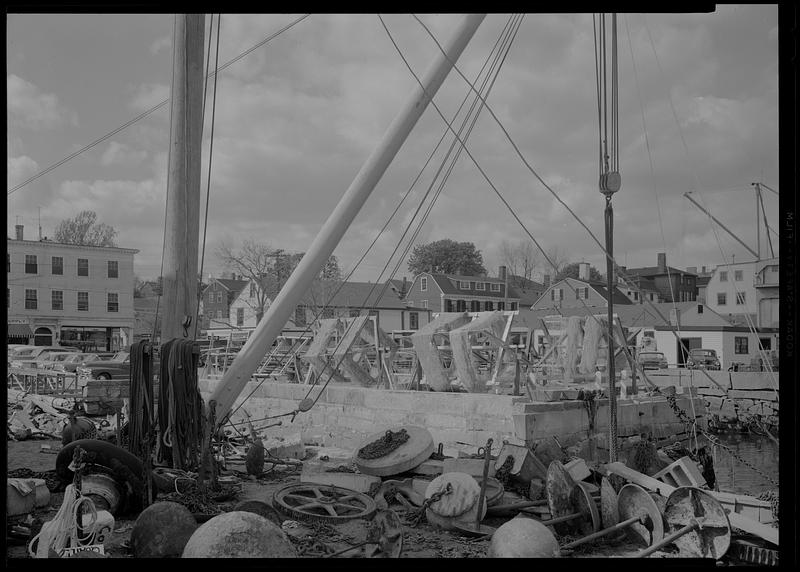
[[7, 324, 33, 337]]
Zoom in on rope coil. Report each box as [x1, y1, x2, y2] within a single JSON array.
[[28, 484, 99, 558]]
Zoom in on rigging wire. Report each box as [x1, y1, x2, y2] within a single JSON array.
[[7, 14, 312, 197], [223, 14, 523, 423], [195, 14, 223, 339], [640, 15, 779, 403], [409, 14, 730, 393]]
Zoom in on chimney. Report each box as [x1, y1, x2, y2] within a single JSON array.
[[657, 252, 667, 273], [402, 276, 408, 296], [543, 274, 551, 289], [701, 266, 707, 274], [15, 225, 23, 241], [578, 262, 590, 281], [499, 266, 507, 281]]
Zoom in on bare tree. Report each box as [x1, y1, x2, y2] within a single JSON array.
[[217, 239, 281, 323], [497, 240, 541, 285], [544, 246, 569, 277], [54, 210, 118, 246]]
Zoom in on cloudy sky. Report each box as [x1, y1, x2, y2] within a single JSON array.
[[7, 9, 779, 284]]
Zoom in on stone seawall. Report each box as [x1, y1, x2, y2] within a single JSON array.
[[200, 378, 706, 455]]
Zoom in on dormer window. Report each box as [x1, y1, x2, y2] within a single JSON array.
[[476, 282, 485, 291], [459, 280, 470, 290], [490, 283, 501, 292]]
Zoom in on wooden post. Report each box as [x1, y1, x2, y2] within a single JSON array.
[[208, 14, 486, 423], [159, 13, 205, 342]]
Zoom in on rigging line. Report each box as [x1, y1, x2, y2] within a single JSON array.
[[7, 14, 312, 197], [641, 15, 778, 390], [592, 15, 603, 179], [757, 186, 775, 258], [410, 14, 729, 388], [386, 15, 701, 391], [694, 190, 779, 393], [195, 14, 223, 340], [757, 182, 778, 196], [624, 15, 682, 338], [297, 14, 523, 410], [153, 14, 179, 343], [224, 16, 521, 421]]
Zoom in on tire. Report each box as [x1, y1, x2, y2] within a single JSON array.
[[97, 373, 112, 380], [56, 439, 146, 483]]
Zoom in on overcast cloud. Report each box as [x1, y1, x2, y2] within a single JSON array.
[[7, 10, 779, 283]]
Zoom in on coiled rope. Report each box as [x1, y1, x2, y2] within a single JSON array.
[[157, 339, 204, 470], [128, 340, 155, 460], [28, 484, 99, 558]]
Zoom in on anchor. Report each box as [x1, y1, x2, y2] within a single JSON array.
[[453, 438, 497, 538]]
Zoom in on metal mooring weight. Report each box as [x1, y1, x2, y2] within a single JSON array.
[[560, 484, 664, 550], [635, 487, 731, 559]]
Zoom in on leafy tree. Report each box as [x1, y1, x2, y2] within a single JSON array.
[[54, 210, 118, 246], [407, 239, 487, 276], [556, 262, 603, 282]]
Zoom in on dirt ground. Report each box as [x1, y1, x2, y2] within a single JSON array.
[[5, 438, 683, 560]]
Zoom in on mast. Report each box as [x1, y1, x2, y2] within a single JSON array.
[[160, 14, 205, 341], [209, 14, 486, 423]]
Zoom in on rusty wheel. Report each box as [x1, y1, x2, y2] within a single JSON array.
[[273, 483, 377, 523]]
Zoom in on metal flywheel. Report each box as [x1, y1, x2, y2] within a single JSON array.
[[273, 483, 377, 523]]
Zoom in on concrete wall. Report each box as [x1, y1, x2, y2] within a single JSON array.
[[201, 378, 524, 452]]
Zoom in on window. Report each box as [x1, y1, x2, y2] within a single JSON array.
[[491, 283, 501, 292], [236, 308, 244, 326], [498, 301, 505, 311], [349, 309, 361, 318], [476, 282, 486, 291], [25, 289, 37, 310], [108, 260, 118, 278], [698, 305, 704, 314], [456, 300, 467, 312], [734, 270, 743, 282], [459, 280, 470, 290], [576, 287, 589, 300], [633, 291, 639, 301], [470, 300, 480, 312], [510, 302, 517, 311], [409, 312, 419, 330], [420, 277, 428, 292], [52, 256, 63, 275], [25, 255, 37, 274], [77, 258, 89, 276], [52, 290, 63, 311], [216, 291, 223, 303], [734, 336, 749, 354], [107, 293, 119, 312], [485, 301, 494, 311], [78, 291, 89, 311], [422, 300, 428, 309], [719, 271, 728, 282], [717, 293, 727, 306], [736, 292, 746, 305], [759, 338, 771, 351]]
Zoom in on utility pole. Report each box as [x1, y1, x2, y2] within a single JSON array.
[[160, 14, 205, 342]]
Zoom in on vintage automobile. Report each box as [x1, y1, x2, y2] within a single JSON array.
[[9, 345, 79, 368], [637, 351, 668, 370], [686, 348, 721, 370], [43, 352, 114, 373], [77, 352, 130, 381]]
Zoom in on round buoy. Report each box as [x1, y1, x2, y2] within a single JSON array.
[[182, 511, 297, 558], [131, 501, 197, 558], [424, 472, 486, 530], [232, 499, 283, 526], [488, 516, 561, 558]]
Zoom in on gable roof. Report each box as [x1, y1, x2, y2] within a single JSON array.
[[425, 273, 521, 299], [299, 280, 425, 310], [625, 266, 698, 277], [216, 278, 249, 295], [539, 277, 632, 306]]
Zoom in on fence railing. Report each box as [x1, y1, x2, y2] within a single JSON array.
[[7, 367, 79, 395]]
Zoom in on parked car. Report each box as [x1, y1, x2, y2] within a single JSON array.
[[44, 352, 115, 373], [7, 344, 32, 358], [637, 351, 668, 370], [9, 345, 79, 368], [77, 352, 131, 381], [686, 348, 721, 370]]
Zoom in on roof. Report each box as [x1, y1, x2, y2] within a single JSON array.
[[696, 276, 711, 288], [427, 273, 521, 299], [214, 278, 249, 295], [299, 280, 424, 310], [586, 281, 635, 305], [625, 266, 698, 277], [7, 238, 139, 254]]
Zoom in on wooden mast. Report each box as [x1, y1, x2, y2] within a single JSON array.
[[160, 14, 205, 342]]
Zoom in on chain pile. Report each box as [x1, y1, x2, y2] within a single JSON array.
[[631, 439, 659, 474], [493, 455, 530, 498], [357, 429, 410, 460], [8, 468, 64, 493], [406, 483, 453, 527], [325, 465, 357, 473]]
